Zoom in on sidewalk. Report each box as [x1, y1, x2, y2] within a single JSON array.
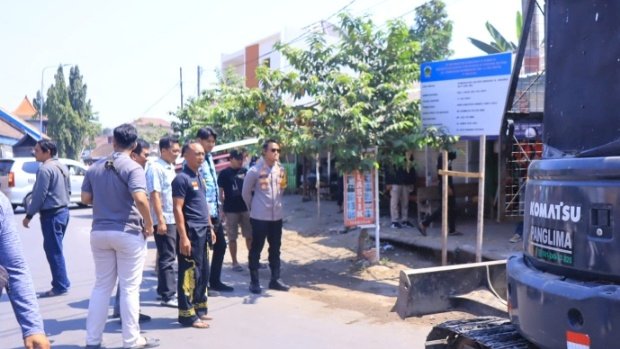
[[285, 195, 525, 263], [372, 217, 524, 262]]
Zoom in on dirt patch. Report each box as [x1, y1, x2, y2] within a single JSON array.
[[278, 196, 467, 327]]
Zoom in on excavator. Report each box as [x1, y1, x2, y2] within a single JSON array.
[[417, 0, 620, 347]]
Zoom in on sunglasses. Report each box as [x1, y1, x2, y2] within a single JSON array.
[[270, 148, 281, 153]]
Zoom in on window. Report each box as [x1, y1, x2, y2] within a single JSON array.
[[0, 160, 14, 175], [22, 162, 40, 174], [68, 165, 86, 176]]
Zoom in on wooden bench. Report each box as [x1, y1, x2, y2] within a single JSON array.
[[415, 182, 479, 224]]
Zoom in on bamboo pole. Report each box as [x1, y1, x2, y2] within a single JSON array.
[[441, 150, 449, 266]]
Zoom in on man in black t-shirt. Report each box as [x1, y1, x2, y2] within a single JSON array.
[[172, 141, 215, 329], [217, 149, 252, 272]]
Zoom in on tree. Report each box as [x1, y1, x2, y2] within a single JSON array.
[[44, 65, 100, 159], [173, 14, 457, 171], [278, 14, 454, 171], [468, 12, 522, 54], [68, 66, 100, 153], [409, 0, 453, 63], [33, 91, 43, 119], [172, 68, 264, 144], [173, 66, 301, 151]]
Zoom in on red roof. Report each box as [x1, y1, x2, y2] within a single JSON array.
[[13, 96, 39, 120]]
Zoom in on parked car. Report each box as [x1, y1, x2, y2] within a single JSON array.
[[0, 157, 88, 211]]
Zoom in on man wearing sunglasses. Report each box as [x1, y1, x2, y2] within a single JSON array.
[[242, 139, 290, 294]]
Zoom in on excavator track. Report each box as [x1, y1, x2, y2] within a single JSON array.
[[425, 317, 536, 349]]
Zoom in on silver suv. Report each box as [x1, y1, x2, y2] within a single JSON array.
[[0, 157, 88, 211]]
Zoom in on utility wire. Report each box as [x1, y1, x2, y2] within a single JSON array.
[[223, 0, 428, 73], [223, 0, 360, 72], [141, 82, 180, 116]]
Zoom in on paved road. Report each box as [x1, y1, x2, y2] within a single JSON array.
[[1, 208, 429, 349]]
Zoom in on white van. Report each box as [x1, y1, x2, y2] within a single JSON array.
[[0, 157, 88, 211]]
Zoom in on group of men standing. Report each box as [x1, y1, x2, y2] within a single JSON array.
[[78, 124, 290, 346], [3, 123, 291, 348]]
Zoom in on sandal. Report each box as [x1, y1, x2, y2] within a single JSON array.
[[38, 289, 68, 298], [232, 265, 244, 272], [191, 319, 210, 329]]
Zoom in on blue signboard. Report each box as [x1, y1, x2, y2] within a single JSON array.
[[420, 52, 513, 137], [421, 52, 512, 83]]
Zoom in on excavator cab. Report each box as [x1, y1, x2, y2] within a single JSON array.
[[507, 0, 620, 348]]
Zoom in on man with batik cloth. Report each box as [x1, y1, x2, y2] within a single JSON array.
[[172, 141, 215, 329]]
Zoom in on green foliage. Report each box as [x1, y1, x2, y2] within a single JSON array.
[[174, 13, 458, 171], [279, 14, 441, 171], [44, 65, 100, 159], [468, 12, 522, 54], [33, 91, 43, 119], [409, 0, 453, 63]]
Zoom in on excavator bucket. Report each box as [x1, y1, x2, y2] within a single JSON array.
[[394, 260, 507, 318]]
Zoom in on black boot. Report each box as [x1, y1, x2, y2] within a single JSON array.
[[268, 267, 290, 292], [249, 270, 262, 294]]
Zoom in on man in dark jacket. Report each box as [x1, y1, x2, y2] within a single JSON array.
[[22, 139, 71, 298]]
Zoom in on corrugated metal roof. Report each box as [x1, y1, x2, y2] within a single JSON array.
[[0, 106, 43, 140]]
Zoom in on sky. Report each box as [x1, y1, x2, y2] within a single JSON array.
[[0, 0, 521, 128]]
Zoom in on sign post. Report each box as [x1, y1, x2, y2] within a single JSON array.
[[344, 168, 379, 261], [421, 53, 512, 264]]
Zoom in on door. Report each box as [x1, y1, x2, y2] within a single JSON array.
[[66, 164, 86, 203]]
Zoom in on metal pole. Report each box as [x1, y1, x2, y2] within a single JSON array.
[[40, 70, 45, 133], [374, 166, 380, 262], [441, 150, 448, 266], [476, 135, 487, 262], [327, 151, 331, 197], [180, 67, 184, 109], [197, 65, 201, 97], [316, 153, 320, 218], [40, 64, 71, 135]]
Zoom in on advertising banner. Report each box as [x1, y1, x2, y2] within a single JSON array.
[[343, 169, 376, 228]]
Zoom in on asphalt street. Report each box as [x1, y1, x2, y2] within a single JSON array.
[[0, 207, 429, 349]]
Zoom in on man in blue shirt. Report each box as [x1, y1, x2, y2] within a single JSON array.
[[197, 127, 233, 293], [147, 136, 181, 307], [22, 139, 71, 298], [0, 191, 50, 349]]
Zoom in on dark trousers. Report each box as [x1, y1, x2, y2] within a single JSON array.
[[177, 224, 210, 326], [40, 207, 70, 293], [209, 217, 227, 286], [422, 194, 456, 233], [155, 223, 177, 300], [249, 218, 282, 273]]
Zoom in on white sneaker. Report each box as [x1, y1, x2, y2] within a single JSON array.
[[509, 233, 522, 243], [160, 296, 178, 308]]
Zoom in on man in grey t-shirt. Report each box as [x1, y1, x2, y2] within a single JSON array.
[[81, 124, 159, 349]]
